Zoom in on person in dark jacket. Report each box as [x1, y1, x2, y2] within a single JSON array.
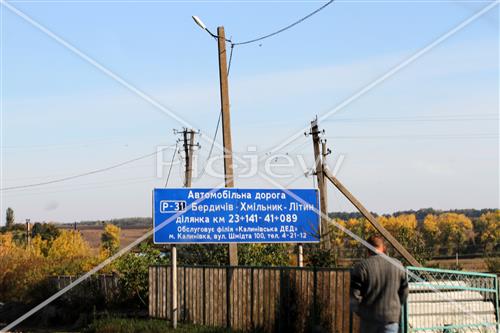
[[350, 235, 409, 333]]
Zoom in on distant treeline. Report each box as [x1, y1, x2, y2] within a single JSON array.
[[329, 208, 498, 223], [65, 217, 152, 228], [64, 209, 498, 229]]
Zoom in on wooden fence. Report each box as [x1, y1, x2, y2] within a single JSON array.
[[51, 274, 120, 302], [149, 265, 360, 332]]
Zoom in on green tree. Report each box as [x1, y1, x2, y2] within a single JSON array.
[[31, 222, 60, 243], [305, 244, 339, 267], [115, 242, 168, 308], [239, 244, 290, 266], [178, 244, 228, 265], [5, 207, 14, 229], [100, 223, 121, 256]]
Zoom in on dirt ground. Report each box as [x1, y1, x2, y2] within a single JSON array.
[[427, 257, 491, 272], [58, 225, 150, 252]]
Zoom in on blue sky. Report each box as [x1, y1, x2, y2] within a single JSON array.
[[1, 0, 498, 223]]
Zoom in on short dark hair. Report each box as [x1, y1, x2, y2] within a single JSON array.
[[367, 234, 385, 249]]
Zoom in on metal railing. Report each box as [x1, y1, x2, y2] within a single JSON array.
[[403, 267, 499, 333]]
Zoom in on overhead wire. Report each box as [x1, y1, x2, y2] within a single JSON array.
[[177, 148, 185, 185], [1, 145, 175, 191], [231, 0, 335, 46], [4, 3, 336, 192], [325, 114, 498, 123], [195, 2, 335, 181], [325, 133, 497, 140], [3, 176, 158, 198], [164, 142, 178, 187]]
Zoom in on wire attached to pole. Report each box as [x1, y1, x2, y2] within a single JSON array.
[[1, 146, 176, 191], [232, 0, 335, 46], [164, 142, 178, 187]]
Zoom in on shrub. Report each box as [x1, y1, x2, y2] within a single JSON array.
[[485, 257, 500, 272], [101, 224, 121, 256], [114, 242, 169, 308]]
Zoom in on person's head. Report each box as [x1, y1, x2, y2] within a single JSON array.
[[367, 234, 387, 255]]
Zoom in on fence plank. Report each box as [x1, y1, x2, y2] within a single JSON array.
[[149, 266, 353, 333]]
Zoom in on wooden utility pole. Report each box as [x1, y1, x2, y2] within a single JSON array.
[[25, 219, 31, 248], [183, 129, 195, 188], [217, 26, 238, 266], [321, 138, 330, 232], [322, 167, 421, 267], [171, 128, 197, 329], [310, 119, 331, 249], [171, 241, 178, 329]]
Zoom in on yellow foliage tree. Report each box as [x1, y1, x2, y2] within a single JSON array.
[[100, 223, 121, 257], [424, 213, 473, 255], [0, 232, 15, 252], [423, 214, 440, 235], [379, 214, 417, 237], [47, 230, 94, 275], [48, 230, 90, 259], [479, 211, 500, 253], [0, 232, 48, 301], [328, 218, 346, 248], [1, 229, 99, 301]]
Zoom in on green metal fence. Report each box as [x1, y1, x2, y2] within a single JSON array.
[[403, 267, 499, 333]]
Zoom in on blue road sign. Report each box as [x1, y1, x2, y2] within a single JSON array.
[[153, 188, 320, 244]]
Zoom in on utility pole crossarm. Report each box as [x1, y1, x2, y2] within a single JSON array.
[[322, 167, 422, 267]]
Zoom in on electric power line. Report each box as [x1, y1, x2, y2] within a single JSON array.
[[227, 43, 235, 74], [198, 111, 222, 180], [164, 142, 178, 187], [196, 1, 333, 178], [326, 133, 497, 140], [232, 0, 335, 46], [3, 176, 158, 198], [325, 114, 498, 123], [1, 145, 175, 191]]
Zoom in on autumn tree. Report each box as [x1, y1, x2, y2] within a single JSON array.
[[478, 211, 500, 253], [0, 232, 49, 301], [48, 230, 93, 275], [5, 207, 14, 229], [378, 214, 418, 240], [376, 214, 430, 263], [423, 213, 473, 255], [100, 223, 121, 256], [422, 214, 440, 255]]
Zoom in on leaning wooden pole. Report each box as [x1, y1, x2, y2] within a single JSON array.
[[310, 119, 331, 249], [322, 167, 421, 267]]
